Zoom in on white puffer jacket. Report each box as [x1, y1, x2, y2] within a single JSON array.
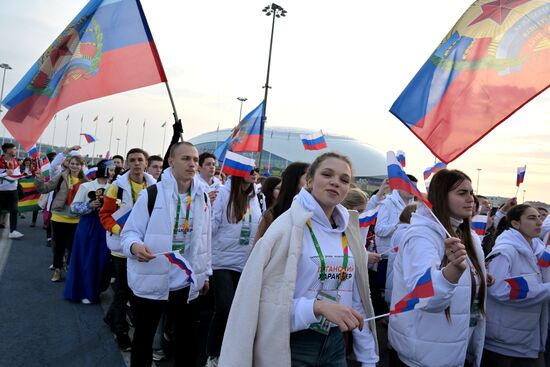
[[389, 205, 486, 367], [485, 228, 550, 358], [211, 179, 262, 272], [385, 223, 409, 305], [120, 169, 212, 301], [375, 190, 406, 254]]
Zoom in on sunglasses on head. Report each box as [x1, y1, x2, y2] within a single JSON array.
[[250, 167, 260, 175]]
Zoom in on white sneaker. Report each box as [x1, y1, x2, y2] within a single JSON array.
[[8, 230, 24, 239], [81, 298, 91, 304], [205, 357, 219, 367]]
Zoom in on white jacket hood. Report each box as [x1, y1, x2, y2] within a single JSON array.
[[492, 228, 545, 259], [294, 188, 349, 233]]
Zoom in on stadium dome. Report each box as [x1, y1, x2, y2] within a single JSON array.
[[189, 127, 386, 189]]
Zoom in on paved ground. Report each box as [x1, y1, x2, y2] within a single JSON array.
[[0, 213, 390, 367]]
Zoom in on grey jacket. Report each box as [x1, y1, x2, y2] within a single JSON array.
[[35, 171, 88, 215]]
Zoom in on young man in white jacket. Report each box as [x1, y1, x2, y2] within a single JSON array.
[[121, 142, 212, 367]]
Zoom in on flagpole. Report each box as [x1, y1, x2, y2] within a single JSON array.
[[92, 118, 98, 158], [162, 123, 167, 154], [108, 118, 114, 153], [124, 119, 130, 155], [141, 120, 146, 149], [51, 115, 57, 147], [258, 4, 287, 172], [164, 81, 183, 142], [514, 185, 520, 198], [64, 115, 70, 147]]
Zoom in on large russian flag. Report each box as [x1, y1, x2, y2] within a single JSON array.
[[231, 101, 264, 152], [222, 151, 255, 178], [301, 131, 327, 151], [390, 1, 550, 163], [390, 267, 434, 315], [387, 151, 432, 208], [1, 0, 167, 151]]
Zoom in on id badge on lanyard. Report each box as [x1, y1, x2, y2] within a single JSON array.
[[309, 290, 341, 335], [172, 192, 191, 252]]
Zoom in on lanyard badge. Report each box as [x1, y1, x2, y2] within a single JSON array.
[[239, 199, 252, 246], [172, 190, 192, 252]]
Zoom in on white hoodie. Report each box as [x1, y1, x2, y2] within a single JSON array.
[[389, 205, 486, 367], [292, 189, 378, 366], [485, 228, 550, 358]]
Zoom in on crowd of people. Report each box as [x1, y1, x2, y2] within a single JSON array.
[[1, 120, 550, 367]]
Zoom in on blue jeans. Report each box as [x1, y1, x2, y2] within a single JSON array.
[[290, 327, 346, 367]]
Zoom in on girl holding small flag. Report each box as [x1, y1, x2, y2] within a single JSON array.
[[63, 159, 115, 304], [389, 169, 487, 367], [205, 169, 262, 366], [483, 204, 550, 366], [35, 155, 88, 282], [218, 152, 378, 367]]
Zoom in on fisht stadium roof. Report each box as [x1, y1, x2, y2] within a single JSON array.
[[189, 127, 386, 183]]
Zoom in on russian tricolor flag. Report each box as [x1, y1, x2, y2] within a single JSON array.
[[221, 151, 255, 178], [387, 151, 432, 209], [164, 251, 195, 284], [86, 167, 98, 180], [423, 162, 446, 180], [300, 131, 327, 151], [112, 204, 132, 226], [396, 150, 406, 167], [538, 247, 550, 268], [27, 145, 39, 159], [504, 275, 536, 300], [516, 166, 526, 187], [390, 267, 434, 314], [359, 207, 379, 228], [471, 215, 488, 236], [81, 133, 97, 144]]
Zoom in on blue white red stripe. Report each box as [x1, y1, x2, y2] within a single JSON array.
[[387, 151, 432, 208], [471, 215, 488, 236], [222, 151, 255, 178], [27, 145, 39, 159], [396, 150, 406, 167], [81, 133, 97, 143], [504, 275, 535, 300], [164, 252, 195, 284], [86, 167, 98, 180], [538, 247, 550, 268], [516, 166, 526, 187], [359, 207, 379, 228], [300, 131, 327, 151], [390, 267, 434, 314], [423, 162, 447, 180]]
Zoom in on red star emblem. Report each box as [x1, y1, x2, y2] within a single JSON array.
[[469, 0, 530, 26]]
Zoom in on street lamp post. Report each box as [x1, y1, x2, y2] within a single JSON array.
[[258, 3, 286, 170], [476, 168, 482, 194], [523, 189, 526, 203], [0, 63, 13, 145], [116, 138, 121, 155], [237, 97, 247, 123]]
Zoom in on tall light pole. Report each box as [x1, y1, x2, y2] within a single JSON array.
[[237, 97, 247, 123], [476, 168, 482, 194], [115, 138, 121, 155], [258, 3, 286, 170], [523, 189, 526, 203], [0, 63, 13, 145]]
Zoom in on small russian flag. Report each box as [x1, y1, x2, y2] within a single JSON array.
[[504, 275, 536, 300], [112, 204, 133, 226], [390, 267, 434, 314], [396, 150, 406, 168], [80, 133, 97, 144], [423, 162, 447, 180], [359, 207, 379, 228], [164, 252, 195, 284], [86, 167, 98, 180], [471, 215, 488, 236], [538, 247, 550, 268], [387, 151, 432, 209], [516, 166, 526, 187], [27, 145, 39, 159], [221, 151, 255, 178], [300, 131, 327, 151]]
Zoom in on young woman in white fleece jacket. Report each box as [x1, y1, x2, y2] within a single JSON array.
[[218, 152, 378, 367]]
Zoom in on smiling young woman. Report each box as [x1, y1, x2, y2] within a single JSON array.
[[217, 152, 379, 367]]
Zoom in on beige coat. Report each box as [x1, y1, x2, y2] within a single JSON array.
[[218, 199, 378, 367], [35, 171, 88, 214]]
